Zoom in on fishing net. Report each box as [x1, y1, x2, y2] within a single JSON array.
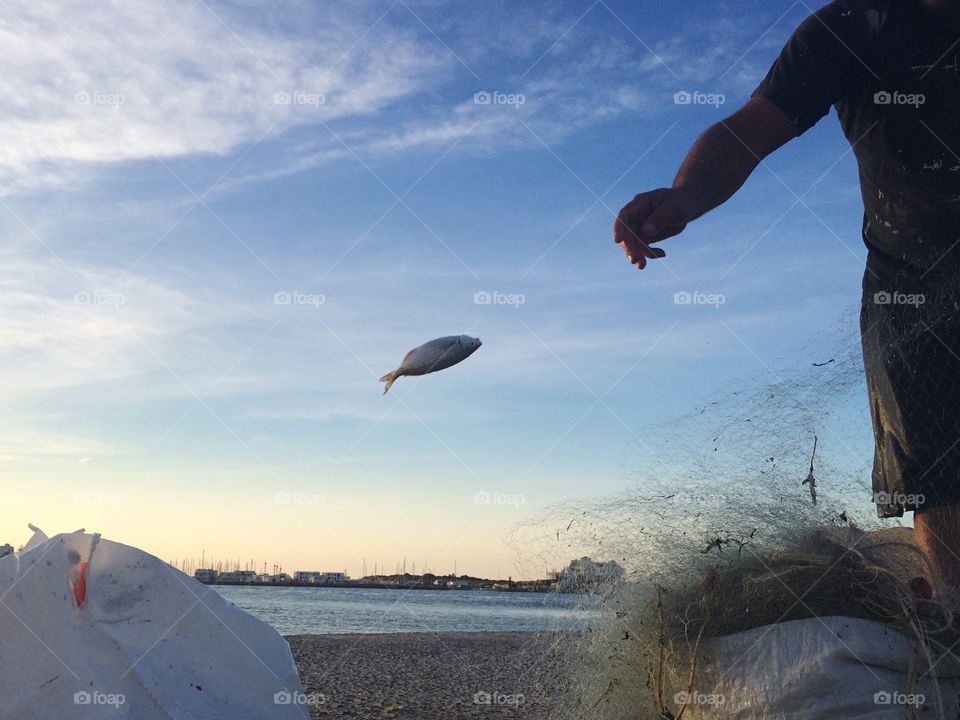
[[511, 265, 960, 719]]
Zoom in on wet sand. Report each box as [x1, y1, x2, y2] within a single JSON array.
[[289, 631, 570, 718]]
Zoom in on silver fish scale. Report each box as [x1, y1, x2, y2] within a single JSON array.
[[398, 336, 471, 375]]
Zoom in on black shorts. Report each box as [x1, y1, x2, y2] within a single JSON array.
[[861, 255, 960, 517]]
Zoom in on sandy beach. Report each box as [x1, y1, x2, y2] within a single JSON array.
[[289, 631, 570, 719]]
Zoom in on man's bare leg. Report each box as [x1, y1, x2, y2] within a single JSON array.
[[914, 505, 960, 601]]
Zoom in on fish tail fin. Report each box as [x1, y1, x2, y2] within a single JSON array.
[[379, 371, 398, 395]]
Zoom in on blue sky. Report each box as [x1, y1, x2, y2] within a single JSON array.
[[0, 0, 873, 578]]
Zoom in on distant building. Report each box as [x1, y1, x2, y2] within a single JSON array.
[[220, 570, 258, 584], [194, 568, 218, 583], [556, 557, 624, 592], [293, 571, 350, 584], [259, 573, 290, 585], [447, 577, 476, 589], [293, 571, 322, 584]]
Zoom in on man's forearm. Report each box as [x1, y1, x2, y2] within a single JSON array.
[[671, 96, 799, 223], [672, 122, 764, 222]]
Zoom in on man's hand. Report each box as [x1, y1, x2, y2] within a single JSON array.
[[613, 187, 691, 270]]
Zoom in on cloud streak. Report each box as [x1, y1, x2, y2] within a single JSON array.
[[0, 0, 448, 192]]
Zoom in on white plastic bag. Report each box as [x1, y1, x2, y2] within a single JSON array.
[[682, 616, 960, 719], [0, 526, 309, 719]]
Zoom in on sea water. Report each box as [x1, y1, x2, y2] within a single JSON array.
[[213, 586, 594, 635]]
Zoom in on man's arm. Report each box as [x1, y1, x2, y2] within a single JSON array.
[[614, 96, 798, 269]]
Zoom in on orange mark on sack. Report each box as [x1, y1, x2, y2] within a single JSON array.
[[73, 561, 88, 607]]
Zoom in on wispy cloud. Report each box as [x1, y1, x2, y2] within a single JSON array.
[[0, 0, 448, 193], [0, 0, 799, 194]]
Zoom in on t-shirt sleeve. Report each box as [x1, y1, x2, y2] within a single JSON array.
[[753, 0, 867, 134]]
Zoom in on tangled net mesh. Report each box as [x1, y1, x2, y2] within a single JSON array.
[[510, 277, 960, 719]]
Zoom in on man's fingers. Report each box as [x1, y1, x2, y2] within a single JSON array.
[[615, 217, 652, 252], [614, 217, 666, 271], [613, 193, 653, 243], [621, 233, 657, 265], [629, 250, 646, 269], [618, 219, 663, 258], [628, 247, 666, 269], [618, 229, 667, 270], [613, 189, 678, 270]]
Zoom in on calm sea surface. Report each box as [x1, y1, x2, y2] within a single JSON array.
[[212, 586, 595, 635]]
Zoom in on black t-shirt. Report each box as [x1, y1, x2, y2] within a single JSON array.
[[753, 0, 960, 279]]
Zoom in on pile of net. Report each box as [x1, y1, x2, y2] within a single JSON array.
[[511, 303, 960, 719], [590, 525, 960, 719], [521, 518, 960, 718]]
